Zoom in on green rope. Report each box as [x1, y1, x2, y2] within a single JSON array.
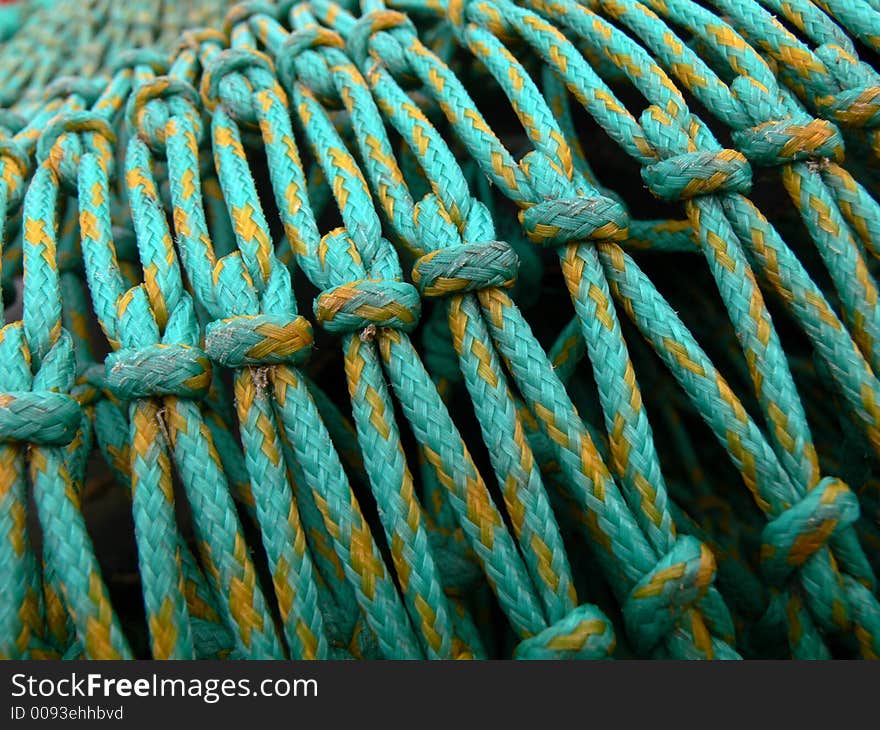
[[1, 0, 880, 659]]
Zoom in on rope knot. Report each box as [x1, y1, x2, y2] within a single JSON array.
[[641, 149, 752, 201], [104, 344, 213, 400], [204, 313, 314, 368], [815, 85, 880, 131], [514, 604, 616, 660], [760, 477, 860, 587], [108, 48, 169, 76], [0, 325, 80, 445], [314, 279, 421, 335], [0, 391, 82, 445], [42, 76, 107, 107], [222, 1, 278, 37], [732, 118, 845, 166], [276, 26, 345, 103], [172, 28, 227, 59], [520, 195, 629, 246], [200, 48, 281, 127], [125, 76, 202, 154], [622, 535, 717, 656], [348, 10, 417, 69], [36, 111, 116, 189], [412, 240, 518, 296], [0, 137, 28, 206]]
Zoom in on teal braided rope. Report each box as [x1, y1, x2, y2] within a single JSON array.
[[0, 93, 42, 659], [114, 63, 285, 659], [600, 0, 880, 379], [280, 65, 460, 658], [18, 155, 131, 659], [197, 28, 392, 659], [594, 239, 880, 657], [699, 0, 880, 160], [546, 316, 770, 630], [0, 320, 44, 659], [159, 37, 330, 659], [197, 32, 427, 659], [772, 0, 880, 57], [266, 2, 609, 656], [527, 4, 880, 463], [460, 0, 813, 521], [206, 126, 330, 660], [340, 2, 737, 657], [275, 422, 377, 659], [272, 6, 602, 653], [498, 0, 880, 656], [85, 361, 244, 657]]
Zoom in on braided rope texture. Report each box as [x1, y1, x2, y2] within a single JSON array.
[[0, 0, 878, 659]]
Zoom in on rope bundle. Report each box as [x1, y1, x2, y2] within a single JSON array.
[[0, 0, 879, 659]]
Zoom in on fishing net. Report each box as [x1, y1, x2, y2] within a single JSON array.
[[1, 0, 879, 659]]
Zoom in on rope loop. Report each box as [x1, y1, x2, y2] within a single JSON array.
[[204, 313, 314, 368], [0, 391, 82, 446], [641, 149, 752, 201], [314, 279, 421, 335], [108, 48, 169, 76], [348, 10, 417, 70], [760, 477, 860, 587], [222, 1, 279, 38], [42, 76, 107, 107], [412, 240, 518, 297], [519, 195, 629, 246], [172, 28, 228, 59], [36, 111, 116, 189], [622, 535, 717, 656], [276, 26, 345, 101], [104, 343, 213, 400], [125, 76, 202, 154], [513, 604, 616, 660], [0, 324, 80, 446], [200, 47, 280, 126], [0, 110, 25, 137], [0, 137, 29, 206], [446, 0, 479, 45], [815, 85, 880, 131], [731, 117, 845, 166]]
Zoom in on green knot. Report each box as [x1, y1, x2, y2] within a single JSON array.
[[200, 48, 278, 127], [314, 279, 421, 335], [622, 535, 717, 656], [411, 240, 518, 297], [205, 314, 314, 368], [519, 195, 629, 246], [125, 76, 202, 154], [276, 26, 345, 99], [0, 391, 81, 445], [514, 604, 616, 660], [641, 149, 752, 201], [36, 111, 116, 189], [222, 1, 278, 37], [815, 85, 880, 131], [760, 477, 860, 587], [348, 10, 417, 69], [173, 28, 227, 59], [108, 48, 169, 76], [42, 76, 107, 107], [731, 118, 845, 166], [0, 110, 25, 137], [105, 344, 212, 400]]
